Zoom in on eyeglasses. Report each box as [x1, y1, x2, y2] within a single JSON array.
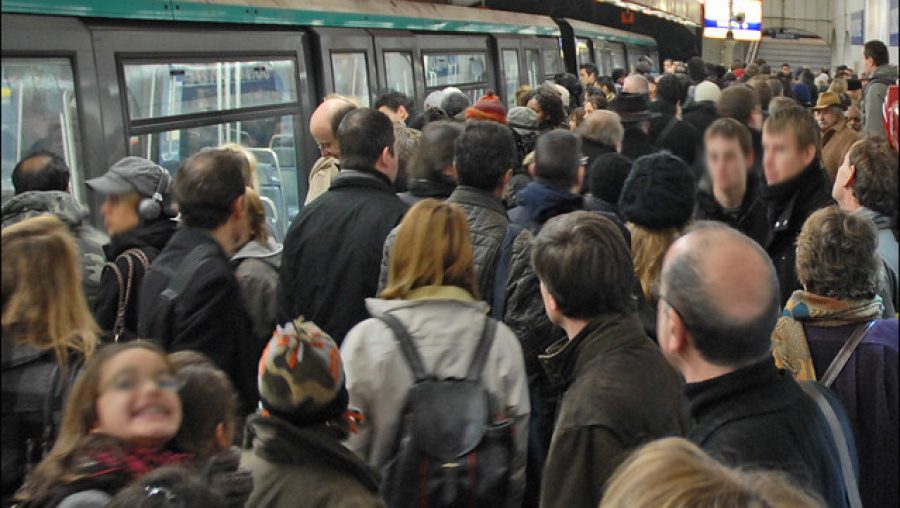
[[316, 140, 337, 154], [102, 372, 182, 394]]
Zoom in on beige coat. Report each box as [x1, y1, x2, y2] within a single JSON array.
[[341, 286, 530, 507], [821, 118, 859, 183], [305, 156, 339, 205]]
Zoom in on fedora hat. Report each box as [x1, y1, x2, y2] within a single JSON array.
[[811, 91, 845, 111], [609, 92, 660, 123]]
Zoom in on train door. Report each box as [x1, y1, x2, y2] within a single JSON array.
[[90, 26, 315, 237], [313, 28, 377, 107], [575, 37, 593, 69], [495, 36, 524, 109], [371, 30, 424, 109], [608, 42, 627, 74], [415, 34, 495, 106], [1, 14, 103, 211], [540, 37, 563, 80]]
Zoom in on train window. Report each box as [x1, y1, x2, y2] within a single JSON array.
[[501, 50, 519, 109], [331, 52, 370, 107], [129, 114, 299, 235], [423, 53, 487, 88], [543, 49, 560, 76], [1, 58, 84, 206], [525, 50, 541, 86], [576, 39, 592, 67], [384, 52, 414, 98], [123, 60, 297, 121]]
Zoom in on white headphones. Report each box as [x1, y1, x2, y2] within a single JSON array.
[[138, 167, 169, 221]]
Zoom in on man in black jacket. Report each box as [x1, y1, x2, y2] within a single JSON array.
[[509, 129, 584, 235], [138, 149, 258, 415], [759, 106, 834, 305], [535, 212, 688, 508], [278, 108, 407, 343], [657, 223, 856, 508], [695, 119, 768, 246]]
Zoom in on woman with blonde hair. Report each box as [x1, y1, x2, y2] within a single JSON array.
[[219, 143, 259, 191], [617, 152, 696, 341], [341, 199, 530, 504], [231, 187, 282, 356], [2, 215, 99, 502], [599, 437, 825, 508]]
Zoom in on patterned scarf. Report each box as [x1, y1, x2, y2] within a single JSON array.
[[772, 290, 883, 380], [88, 446, 193, 481]]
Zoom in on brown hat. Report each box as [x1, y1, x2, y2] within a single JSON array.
[[811, 91, 845, 111]]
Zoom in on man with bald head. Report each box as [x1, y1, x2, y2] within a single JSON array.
[[621, 73, 650, 96], [305, 95, 357, 204], [657, 222, 858, 508]]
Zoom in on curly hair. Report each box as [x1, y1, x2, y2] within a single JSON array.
[[849, 139, 899, 220], [796, 206, 880, 300], [532, 86, 566, 129]]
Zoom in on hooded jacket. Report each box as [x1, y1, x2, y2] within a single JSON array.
[[508, 182, 583, 235], [93, 218, 176, 340], [232, 237, 283, 345], [538, 313, 689, 508], [862, 64, 898, 137], [1, 191, 108, 307], [341, 288, 530, 507], [760, 161, 834, 305], [241, 414, 384, 508]]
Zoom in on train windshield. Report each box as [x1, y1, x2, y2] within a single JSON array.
[[1, 58, 84, 206]]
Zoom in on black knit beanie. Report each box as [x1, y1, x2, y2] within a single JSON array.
[[618, 151, 696, 230]]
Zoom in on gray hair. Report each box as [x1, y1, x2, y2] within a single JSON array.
[[577, 110, 625, 148]]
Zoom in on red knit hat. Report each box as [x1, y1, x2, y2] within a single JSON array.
[[465, 92, 507, 124]]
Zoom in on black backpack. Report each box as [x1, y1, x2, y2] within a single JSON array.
[[377, 312, 515, 508], [139, 243, 219, 348]]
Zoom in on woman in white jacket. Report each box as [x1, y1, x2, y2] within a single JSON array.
[[341, 199, 530, 506]]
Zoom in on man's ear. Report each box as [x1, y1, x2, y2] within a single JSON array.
[[503, 168, 513, 186], [232, 194, 246, 220], [802, 144, 817, 167], [398, 105, 409, 122], [576, 165, 585, 191], [745, 151, 755, 171], [662, 304, 689, 358], [844, 163, 857, 187]]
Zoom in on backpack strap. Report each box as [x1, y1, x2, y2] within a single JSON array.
[[465, 317, 498, 382], [657, 114, 680, 143], [820, 321, 876, 388], [491, 224, 524, 320], [798, 382, 863, 508], [378, 313, 430, 382]]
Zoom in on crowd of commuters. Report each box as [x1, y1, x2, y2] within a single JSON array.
[[2, 36, 897, 508]]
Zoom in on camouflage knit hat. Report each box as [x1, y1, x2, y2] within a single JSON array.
[[258, 319, 348, 426]]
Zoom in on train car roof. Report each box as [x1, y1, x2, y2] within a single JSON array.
[[1, 0, 562, 36], [564, 18, 657, 46]]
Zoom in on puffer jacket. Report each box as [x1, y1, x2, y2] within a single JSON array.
[[1, 191, 108, 307], [1, 339, 83, 504], [341, 287, 529, 508], [232, 237, 282, 345]]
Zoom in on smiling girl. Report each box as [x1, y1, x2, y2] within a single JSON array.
[[14, 342, 191, 507]]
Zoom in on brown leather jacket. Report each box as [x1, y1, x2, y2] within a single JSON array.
[[538, 313, 689, 508]]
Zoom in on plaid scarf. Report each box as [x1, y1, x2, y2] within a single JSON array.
[[772, 290, 883, 380], [88, 446, 193, 481]]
